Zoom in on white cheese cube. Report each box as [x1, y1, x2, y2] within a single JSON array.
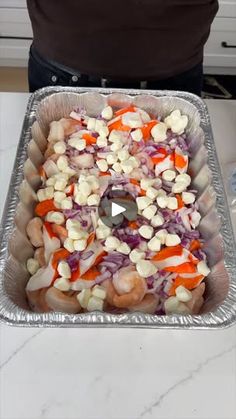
[[117, 242, 131, 255], [109, 130, 122, 143], [136, 260, 158, 278], [44, 186, 54, 199], [138, 225, 154, 239], [136, 196, 153, 210], [74, 192, 87, 206], [156, 196, 168, 208], [64, 166, 77, 177], [54, 172, 70, 181], [151, 214, 164, 228], [190, 211, 201, 228], [111, 140, 123, 152], [57, 155, 68, 171], [63, 238, 75, 253], [140, 178, 155, 190], [197, 261, 210, 276], [74, 239, 87, 251], [128, 156, 139, 168], [172, 182, 187, 194], [165, 234, 181, 247], [54, 141, 66, 154], [66, 219, 81, 230], [46, 211, 65, 225], [68, 137, 86, 151], [26, 258, 40, 275], [98, 125, 109, 137], [68, 226, 82, 240], [122, 112, 142, 128], [162, 170, 176, 182], [87, 117, 96, 131], [118, 149, 130, 162], [97, 159, 108, 172], [37, 189, 46, 202], [96, 226, 111, 240], [79, 181, 92, 196], [54, 191, 66, 203], [164, 296, 180, 314], [87, 176, 100, 191], [121, 161, 133, 174], [104, 236, 120, 250], [101, 106, 113, 120], [129, 249, 145, 263], [61, 197, 73, 210], [147, 237, 161, 252], [87, 296, 104, 312], [156, 189, 167, 197], [146, 186, 159, 200], [131, 128, 143, 142], [142, 205, 157, 220], [112, 162, 122, 173], [87, 194, 100, 206], [54, 277, 71, 291], [155, 229, 168, 244], [175, 173, 191, 186], [175, 285, 192, 302], [167, 197, 178, 210], [95, 119, 106, 133], [58, 261, 71, 279], [164, 110, 188, 135], [107, 153, 118, 165], [96, 136, 108, 148], [77, 289, 92, 309], [92, 285, 107, 300], [151, 122, 168, 142], [54, 179, 68, 191], [46, 177, 56, 187], [182, 192, 195, 205]]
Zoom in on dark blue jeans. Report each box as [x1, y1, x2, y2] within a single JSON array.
[[28, 46, 203, 96]]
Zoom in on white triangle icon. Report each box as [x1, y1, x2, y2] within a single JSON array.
[[111, 201, 126, 217]]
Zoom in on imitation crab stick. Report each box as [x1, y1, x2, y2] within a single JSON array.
[[82, 133, 97, 145], [176, 194, 184, 210], [175, 146, 188, 174], [43, 221, 59, 239], [87, 232, 96, 246], [154, 154, 175, 175], [81, 267, 100, 281], [164, 262, 197, 274], [141, 120, 158, 140], [108, 118, 131, 132], [52, 248, 70, 270], [189, 239, 202, 252], [152, 245, 183, 261], [35, 199, 58, 217], [115, 106, 136, 116], [169, 274, 204, 296], [152, 245, 198, 273], [52, 225, 68, 242], [128, 221, 138, 229]]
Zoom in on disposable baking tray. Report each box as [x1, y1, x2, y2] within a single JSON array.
[[0, 86, 236, 328]]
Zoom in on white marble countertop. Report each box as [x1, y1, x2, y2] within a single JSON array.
[[0, 93, 236, 419]]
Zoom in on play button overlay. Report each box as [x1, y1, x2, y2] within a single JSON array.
[[98, 189, 138, 228]]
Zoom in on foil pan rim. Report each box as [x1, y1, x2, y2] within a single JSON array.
[[0, 87, 236, 328]]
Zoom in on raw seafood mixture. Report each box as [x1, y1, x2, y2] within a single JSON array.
[[25, 104, 210, 315]]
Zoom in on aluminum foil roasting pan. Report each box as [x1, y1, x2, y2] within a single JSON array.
[[0, 87, 236, 328]]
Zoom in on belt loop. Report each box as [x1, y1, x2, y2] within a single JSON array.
[[101, 78, 107, 88], [140, 80, 147, 89]]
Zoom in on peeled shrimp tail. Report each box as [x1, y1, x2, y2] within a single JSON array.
[[113, 278, 146, 308], [45, 287, 81, 314], [26, 289, 51, 313], [128, 294, 159, 314]]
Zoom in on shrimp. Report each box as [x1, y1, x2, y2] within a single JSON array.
[[128, 294, 159, 314], [26, 217, 44, 247], [52, 224, 68, 243], [104, 266, 147, 308], [26, 288, 51, 312], [34, 247, 46, 267], [186, 283, 205, 314], [45, 287, 81, 314]]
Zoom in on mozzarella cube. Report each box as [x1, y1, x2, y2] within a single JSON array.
[[164, 296, 180, 314], [37, 189, 46, 202], [54, 179, 67, 191], [139, 225, 154, 239], [96, 226, 111, 240], [142, 205, 157, 220], [74, 239, 87, 251], [92, 285, 107, 300], [156, 188, 167, 197], [121, 161, 133, 174], [107, 153, 118, 165], [54, 141, 66, 154], [151, 122, 168, 142], [182, 192, 195, 205], [112, 162, 122, 173], [101, 106, 113, 120], [146, 186, 159, 200], [140, 179, 155, 191], [147, 237, 161, 252], [26, 258, 40, 275], [109, 130, 122, 143], [68, 137, 86, 151], [136, 260, 158, 278], [54, 191, 66, 203], [58, 261, 71, 279], [175, 285, 192, 303], [46, 211, 65, 225], [156, 196, 168, 208], [98, 126, 109, 138], [54, 277, 71, 291], [87, 176, 100, 191], [131, 129, 143, 142], [136, 196, 153, 210], [44, 186, 54, 199], [165, 234, 181, 246], [164, 110, 188, 135], [190, 211, 201, 228], [104, 236, 120, 250], [162, 170, 176, 182], [46, 177, 56, 187], [167, 197, 178, 210], [74, 192, 87, 206], [175, 173, 191, 186], [64, 166, 77, 177], [77, 289, 92, 309], [66, 219, 81, 230], [87, 117, 96, 131], [87, 194, 100, 206], [57, 155, 68, 172], [122, 112, 142, 128], [118, 149, 130, 162], [96, 136, 108, 148], [63, 238, 75, 253], [95, 119, 106, 133], [61, 197, 73, 210], [197, 261, 210, 276], [110, 140, 123, 152], [117, 242, 131, 255], [79, 181, 92, 196], [172, 182, 187, 194], [68, 226, 82, 240], [87, 296, 104, 312], [128, 156, 139, 168], [155, 229, 168, 244], [97, 159, 108, 172], [129, 249, 145, 263], [151, 214, 164, 227]]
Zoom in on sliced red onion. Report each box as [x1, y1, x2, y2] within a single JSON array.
[[95, 271, 112, 283], [67, 252, 81, 271], [81, 250, 94, 260]]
